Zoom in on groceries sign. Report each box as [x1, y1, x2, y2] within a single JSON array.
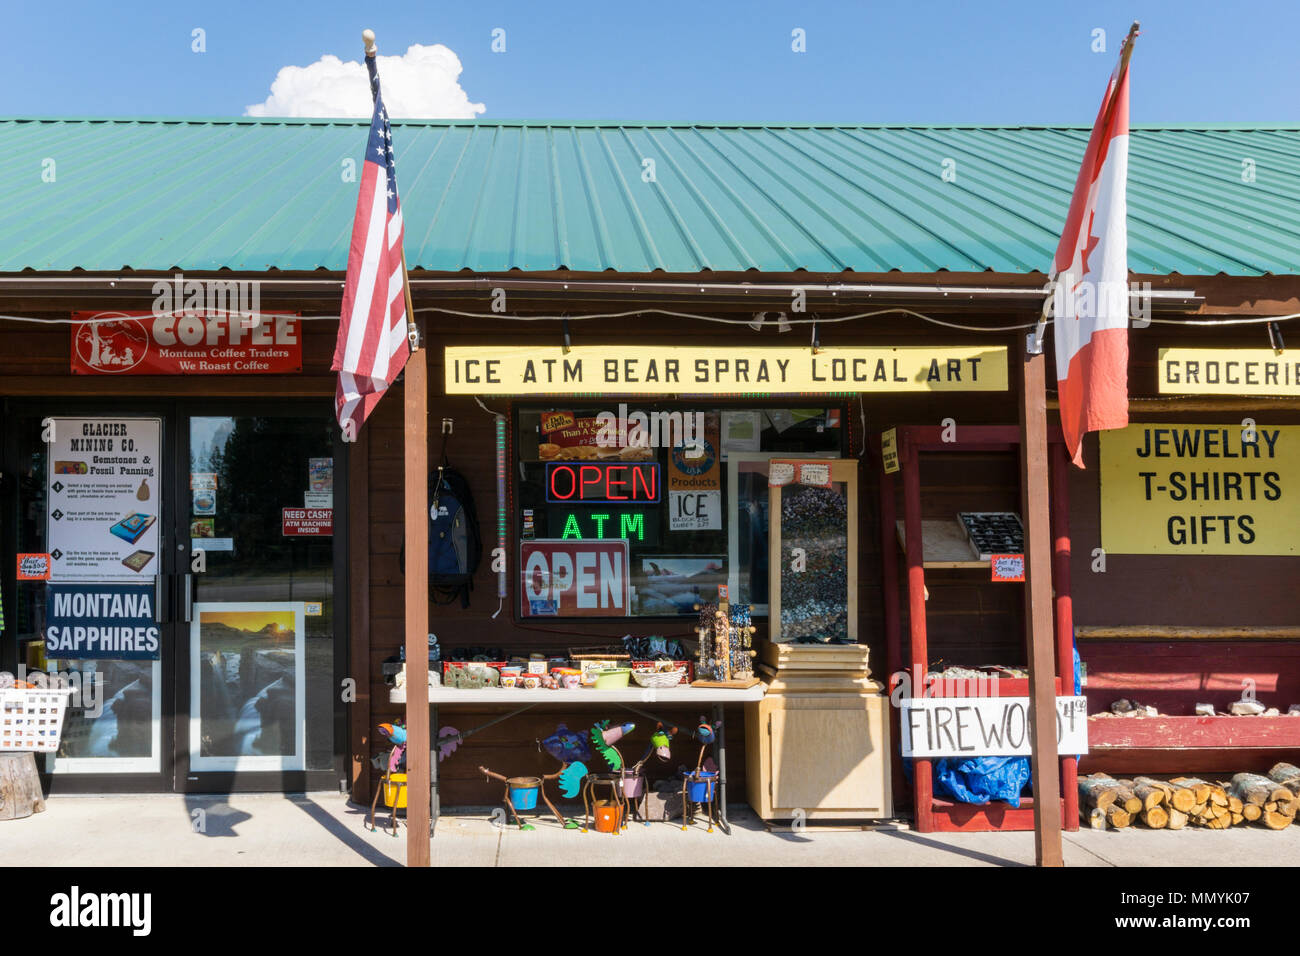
[[71, 310, 301, 375], [519, 539, 630, 617], [1158, 348, 1300, 397], [1101, 423, 1300, 555], [446, 345, 1008, 395]]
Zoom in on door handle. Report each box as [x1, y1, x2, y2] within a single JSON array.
[[154, 574, 167, 624], [183, 574, 194, 623]]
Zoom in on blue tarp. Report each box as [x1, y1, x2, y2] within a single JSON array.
[[933, 755, 1032, 807]]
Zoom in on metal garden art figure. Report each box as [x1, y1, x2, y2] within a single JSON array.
[[367, 720, 406, 836], [556, 720, 636, 833], [681, 717, 722, 833], [477, 722, 589, 831], [478, 766, 569, 832], [622, 722, 677, 826]]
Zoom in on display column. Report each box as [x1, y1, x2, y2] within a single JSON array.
[[744, 458, 893, 822]]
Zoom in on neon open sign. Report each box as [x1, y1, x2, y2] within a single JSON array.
[[545, 462, 660, 504]]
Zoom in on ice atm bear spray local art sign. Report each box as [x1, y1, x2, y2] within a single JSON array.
[[520, 540, 630, 617]]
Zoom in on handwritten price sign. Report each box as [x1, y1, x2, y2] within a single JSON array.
[[17, 553, 52, 580], [990, 553, 1025, 582]]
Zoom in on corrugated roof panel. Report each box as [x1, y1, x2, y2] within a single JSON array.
[[0, 119, 1297, 276]]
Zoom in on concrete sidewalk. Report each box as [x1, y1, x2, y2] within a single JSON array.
[[3, 793, 1300, 866]]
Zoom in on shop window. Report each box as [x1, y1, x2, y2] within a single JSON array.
[[515, 404, 845, 619]]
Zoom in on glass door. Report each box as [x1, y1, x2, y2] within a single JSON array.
[[175, 408, 342, 789], [3, 406, 174, 789]]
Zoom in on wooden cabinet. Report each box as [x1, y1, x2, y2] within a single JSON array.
[[741, 458, 892, 821], [745, 644, 891, 820]]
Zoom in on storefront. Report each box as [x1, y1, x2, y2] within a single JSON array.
[[2, 119, 1297, 826], [0, 310, 349, 792]]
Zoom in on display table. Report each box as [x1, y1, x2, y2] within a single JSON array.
[[395, 684, 767, 834]]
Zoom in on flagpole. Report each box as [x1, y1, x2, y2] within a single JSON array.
[[1028, 21, 1138, 357], [401, 250, 419, 352], [1020, 20, 1139, 868], [363, 27, 432, 867]]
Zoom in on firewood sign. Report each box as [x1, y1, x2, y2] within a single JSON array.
[[901, 696, 1089, 757]]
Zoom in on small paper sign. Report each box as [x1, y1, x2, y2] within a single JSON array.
[[17, 553, 52, 580], [797, 462, 831, 487], [991, 553, 1025, 582], [881, 427, 900, 474], [767, 462, 795, 486], [282, 508, 333, 536]]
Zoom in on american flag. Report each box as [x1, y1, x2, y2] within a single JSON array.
[[331, 52, 411, 433]]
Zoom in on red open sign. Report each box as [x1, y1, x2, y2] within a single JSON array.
[[545, 462, 660, 504]]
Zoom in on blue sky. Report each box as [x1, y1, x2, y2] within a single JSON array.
[[5, 0, 1298, 123]]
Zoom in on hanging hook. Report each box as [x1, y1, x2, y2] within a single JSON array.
[[561, 316, 572, 354], [810, 316, 822, 354]]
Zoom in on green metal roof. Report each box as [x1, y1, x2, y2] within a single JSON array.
[[2, 118, 1298, 276]]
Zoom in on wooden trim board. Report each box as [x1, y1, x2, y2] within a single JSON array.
[[1077, 625, 1300, 640]]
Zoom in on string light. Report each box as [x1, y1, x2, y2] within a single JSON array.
[[492, 414, 507, 618], [4, 306, 1300, 334]]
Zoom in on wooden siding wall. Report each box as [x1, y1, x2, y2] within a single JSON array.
[[358, 316, 1035, 806]]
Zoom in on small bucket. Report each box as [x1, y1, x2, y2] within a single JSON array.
[[619, 771, 645, 799], [686, 771, 717, 803], [382, 773, 408, 809], [594, 801, 624, 833], [508, 776, 541, 811]]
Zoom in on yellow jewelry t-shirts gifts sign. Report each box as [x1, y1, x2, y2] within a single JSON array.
[[1100, 423, 1300, 555]]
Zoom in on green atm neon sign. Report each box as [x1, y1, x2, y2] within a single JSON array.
[[546, 508, 660, 544], [563, 512, 645, 540]]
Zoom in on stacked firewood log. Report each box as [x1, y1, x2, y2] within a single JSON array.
[[1079, 769, 1299, 830]]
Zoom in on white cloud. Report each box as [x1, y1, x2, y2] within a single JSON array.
[[245, 43, 485, 118]]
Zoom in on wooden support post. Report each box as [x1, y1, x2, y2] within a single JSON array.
[[901, 439, 932, 832], [1050, 441, 1079, 832], [403, 335, 431, 867], [1019, 337, 1063, 866], [878, 446, 905, 811], [348, 425, 372, 804]]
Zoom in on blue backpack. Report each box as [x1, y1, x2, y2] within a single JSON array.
[[427, 462, 481, 608]]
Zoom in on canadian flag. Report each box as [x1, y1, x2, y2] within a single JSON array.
[[1052, 32, 1137, 467]]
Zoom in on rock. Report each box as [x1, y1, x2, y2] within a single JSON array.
[[1231, 699, 1267, 716], [1194, 702, 1215, 717]]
